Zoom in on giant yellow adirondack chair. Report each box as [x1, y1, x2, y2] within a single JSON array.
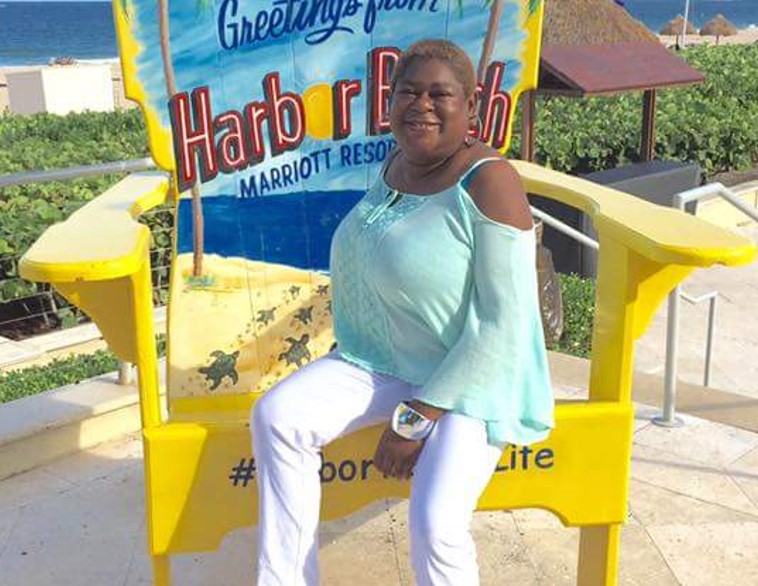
[[19, 1, 756, 584]]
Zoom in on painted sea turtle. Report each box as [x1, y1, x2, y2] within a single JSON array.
[[278, 334, 311, 367], [256, 308, 276, 325], [199, 349, 240, 390], [288, 285, 301, 300], [294, 306, 314, 325], [316, 284, 329, 296]]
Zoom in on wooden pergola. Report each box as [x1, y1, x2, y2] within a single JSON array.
[[520, 0, 705, 163]]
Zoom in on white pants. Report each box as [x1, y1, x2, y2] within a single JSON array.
[[251, 354, 502, 586]]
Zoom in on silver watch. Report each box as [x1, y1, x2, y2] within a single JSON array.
[[391, 402, 435, 441]]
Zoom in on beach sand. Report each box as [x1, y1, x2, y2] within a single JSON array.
[[168, 253, 335, 401], [658, 26, 758, 48]]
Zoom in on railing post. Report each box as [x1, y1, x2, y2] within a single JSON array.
[[654, 287, 685, 427], [118, 361, 133, 385], [704, 295, 717, 387]]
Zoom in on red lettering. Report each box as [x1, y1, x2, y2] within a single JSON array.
[[332, 79, 362, 140], [243, 101, 269, 164], [367, 47, 400, 136], [168, 86, 218, 192], [263, 72, 305, 155], [478, 62, 512, 149], [215, 110, 248, 173]]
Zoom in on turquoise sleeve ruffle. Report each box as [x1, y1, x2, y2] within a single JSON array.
[[414, 204, 555, 446]]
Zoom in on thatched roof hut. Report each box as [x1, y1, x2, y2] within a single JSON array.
[[700, 14, 738, 43], [660, 15, 697, 36], [543, 0, 658, 46], [520, 0, 704, 164]]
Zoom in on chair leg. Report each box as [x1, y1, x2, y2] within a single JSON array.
[[152, 554, 171, 586], [577, 524, 621, 586]]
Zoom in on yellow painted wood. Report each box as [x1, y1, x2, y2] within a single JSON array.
[[143, 400, 631, 554], [514, 161, 756, 268], [151, 554, 171, 586], [578, 525, 622, 586], [19, 172, 170, 283]]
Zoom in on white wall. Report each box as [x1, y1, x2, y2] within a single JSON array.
[[6, 65, 115, 115]]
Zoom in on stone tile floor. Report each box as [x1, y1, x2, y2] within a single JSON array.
[[1, 400, 757, 586]]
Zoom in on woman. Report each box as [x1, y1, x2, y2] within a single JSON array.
[[252, 39, 554, 585]]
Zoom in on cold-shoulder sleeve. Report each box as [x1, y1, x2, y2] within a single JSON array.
[[414, 198, 555, 446]]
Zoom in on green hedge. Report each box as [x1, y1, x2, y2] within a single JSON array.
[[509, 44, 758, 177], [0, 109, 149, 254], [1, 43, 755, 265], [0, 335, 167, 403], [0, 350, 120, 403], [0, 109, 172, 330], [549, 274, 595, 359], [0, 109, 151, 306]]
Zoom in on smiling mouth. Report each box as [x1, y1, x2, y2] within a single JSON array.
[[406, 121, 439, 131]]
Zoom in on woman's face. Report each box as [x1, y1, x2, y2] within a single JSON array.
[[389, 58, 476, 163]]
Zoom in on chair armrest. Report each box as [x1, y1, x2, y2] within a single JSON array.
[[18, 172, 170, 428], [19, 171, 170, 283], [513, 160, 756, 268]]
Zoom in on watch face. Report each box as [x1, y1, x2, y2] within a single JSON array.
[[398, 407, 423, 427], [392, 403, 433, 441]]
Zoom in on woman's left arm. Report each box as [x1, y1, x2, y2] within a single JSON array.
[[410, 158, 553, 430], [373, 159, 551, 479], [406, 161, 534, 416]]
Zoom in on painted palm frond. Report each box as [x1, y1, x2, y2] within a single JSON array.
[[117, 0, 130, 19], [455, 1, 540, 18], [197, 0, 212, 16]]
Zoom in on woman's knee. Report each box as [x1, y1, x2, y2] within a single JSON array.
[[251, 384, 295, 436], [409, 497, 472, 552]]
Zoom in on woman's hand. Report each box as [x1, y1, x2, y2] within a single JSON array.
[[372, 424, 424, 480]]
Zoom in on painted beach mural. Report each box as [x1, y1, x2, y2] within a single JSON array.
[[113, 0, 544, 406]]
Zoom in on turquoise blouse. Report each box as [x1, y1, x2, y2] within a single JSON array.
[[329, 158, 555, 446]]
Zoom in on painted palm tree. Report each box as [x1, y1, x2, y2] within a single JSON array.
[[118, 0, 207, 278], [475, 0, 542, 82], [158, 0, 206, 278]]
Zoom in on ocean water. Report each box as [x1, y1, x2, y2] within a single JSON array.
[[176, 191, 363, 270], [623, 0, 758, 32], [1, 1, 756, 67], [0, 1, 116, 66]]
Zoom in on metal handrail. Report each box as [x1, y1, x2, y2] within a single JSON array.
[[530, 206, 600, 250], [0, 157, 156, 188], [680, 289, 718, 387], [654, 182, 758, 427]]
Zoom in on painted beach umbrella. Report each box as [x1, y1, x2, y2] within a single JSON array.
[[660, 15, 697, 36], [700, 14, 738, 45]]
